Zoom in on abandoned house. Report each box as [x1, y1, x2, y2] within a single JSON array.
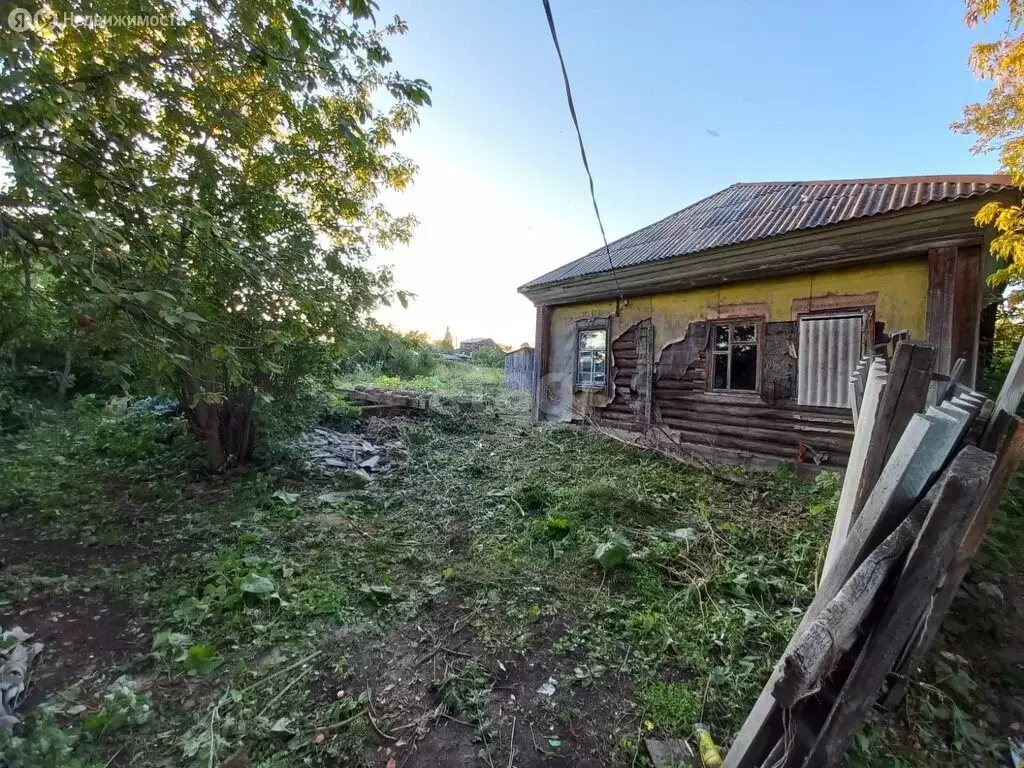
[[517, 175, 1017, 469], [459, 337, 499, 353]]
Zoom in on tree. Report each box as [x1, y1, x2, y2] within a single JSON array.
[[437, 326, 455, 351], [956, 0, 1024, 285], [1, 0, 430, 468]]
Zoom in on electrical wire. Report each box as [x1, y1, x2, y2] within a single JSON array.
[[540, 0, 625, 303]]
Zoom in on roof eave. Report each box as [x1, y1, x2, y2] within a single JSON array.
[[518, 194, 1015, 306]]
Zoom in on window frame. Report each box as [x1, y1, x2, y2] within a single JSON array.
[[573, 318, 610, 393], [707, 317, 764, 396]]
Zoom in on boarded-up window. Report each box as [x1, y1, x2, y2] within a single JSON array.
[[797, 314, 864, 407]]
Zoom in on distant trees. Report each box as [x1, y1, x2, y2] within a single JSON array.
[[437, 327, 455, 351], [957, 0, 1024, 284]]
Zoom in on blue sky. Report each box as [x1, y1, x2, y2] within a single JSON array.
[[373, 0, 1002, 346]]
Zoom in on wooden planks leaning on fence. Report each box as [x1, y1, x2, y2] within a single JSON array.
[[722, 339, 1024, 768]]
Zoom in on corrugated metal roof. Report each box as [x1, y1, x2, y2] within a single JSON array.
[[519, 175, 1013, 290]]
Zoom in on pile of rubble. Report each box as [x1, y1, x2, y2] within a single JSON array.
[[297, 427, 402, 478]]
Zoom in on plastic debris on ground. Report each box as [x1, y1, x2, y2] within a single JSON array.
[[1, 626, 44, 729]]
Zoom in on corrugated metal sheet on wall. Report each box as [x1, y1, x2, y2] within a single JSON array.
[[504, 347, 536, 391], [797, 315, 864, 408]]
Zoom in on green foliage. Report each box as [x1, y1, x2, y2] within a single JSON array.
[[339, 323, 439, 378], [594, 530, 631, 570], [1, 0, 430, 468], [643, 682, 703, 736], [82, 680, 153, 741], [957, 3, 1024, 282], [979, 297, 1024, 399], [2, 367, 1020, 767], [0, 712, 101, 768], [469, 346, 506, 368], [436, 326, 455, 351]]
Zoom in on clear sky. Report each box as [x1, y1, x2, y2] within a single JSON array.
[[371, 0, 1003, 347]]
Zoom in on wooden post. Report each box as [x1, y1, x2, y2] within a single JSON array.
[[632, 318, 654, 431], [951, 246, 983, 387], [925, 246, 957, 375], [802, 446, 994, 768], [532, 304, 552, 422], [926, 246, 983, 386]]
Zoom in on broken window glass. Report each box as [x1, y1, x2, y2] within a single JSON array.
[[710, 322, 759, 392]]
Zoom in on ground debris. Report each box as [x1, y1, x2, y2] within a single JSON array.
[[0, 626, 44, 729], [297, 427, 404, 476], [646, 738, 698, 767]]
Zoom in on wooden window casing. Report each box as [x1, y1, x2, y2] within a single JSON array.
[[708, 318, 763, 395], [574, 319, 610, 393]]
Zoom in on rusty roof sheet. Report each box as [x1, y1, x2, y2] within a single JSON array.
[[519, 175, 1013, 291]]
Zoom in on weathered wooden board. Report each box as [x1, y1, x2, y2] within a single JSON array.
[[935, 357, 967, 404], [824, 358, 885, 577], [722, 413, 935, 768], [802, 446, 994, 768], [774, 494, 929, 707], [646, 738, 698, 767], [851, 342, 935, 517], [882, 413, 1024, 710]]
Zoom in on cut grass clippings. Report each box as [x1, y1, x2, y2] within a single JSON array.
[[0, 372, 1020, 767]]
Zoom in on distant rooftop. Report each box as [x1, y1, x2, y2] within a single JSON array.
[[519, 175, 1013, 291]]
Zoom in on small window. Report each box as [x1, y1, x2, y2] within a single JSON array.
[[711, 322, 758, 391], [576, 327, 608, 390]]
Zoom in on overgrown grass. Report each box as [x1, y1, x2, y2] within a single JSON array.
[[0, 371, 1020, 767]]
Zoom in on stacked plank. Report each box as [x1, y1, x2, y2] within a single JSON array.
[[338, 387, 431, 417], [723, 339, 1024, 768]]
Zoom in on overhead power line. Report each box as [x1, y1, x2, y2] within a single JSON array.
[[540, 0, 625, 302]]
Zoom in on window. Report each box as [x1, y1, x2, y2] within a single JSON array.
[[711, 322, 759, 391], [575, 327, 608, 390]]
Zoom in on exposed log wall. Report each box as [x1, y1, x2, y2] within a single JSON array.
[[596, 320, 855, 468]]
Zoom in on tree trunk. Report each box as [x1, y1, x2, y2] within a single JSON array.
[[57, 346, 72, 400], [178, 372, 256, 471]]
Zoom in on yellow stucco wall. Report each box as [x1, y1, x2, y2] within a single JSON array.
[[542, 257, 929, 420], [551, 256, 928, 345]]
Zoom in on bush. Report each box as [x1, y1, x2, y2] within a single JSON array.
[[469, 347, 505, 368], [338, 324, 439, 379]]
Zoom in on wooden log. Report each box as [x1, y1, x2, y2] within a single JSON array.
[[656, 404, 855, 431], [655, 406, 854, 438], [881, 413, 1024, 710], [983, 337, 1024, 445], [659, 418, 854, 454], [774, 494, 930, 707], [851, 342, 936, 518], [825, 358, 886, 577], [655, 401, 852, 429], [801, 446, 994, 768], [659, 428, 850, 463]]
